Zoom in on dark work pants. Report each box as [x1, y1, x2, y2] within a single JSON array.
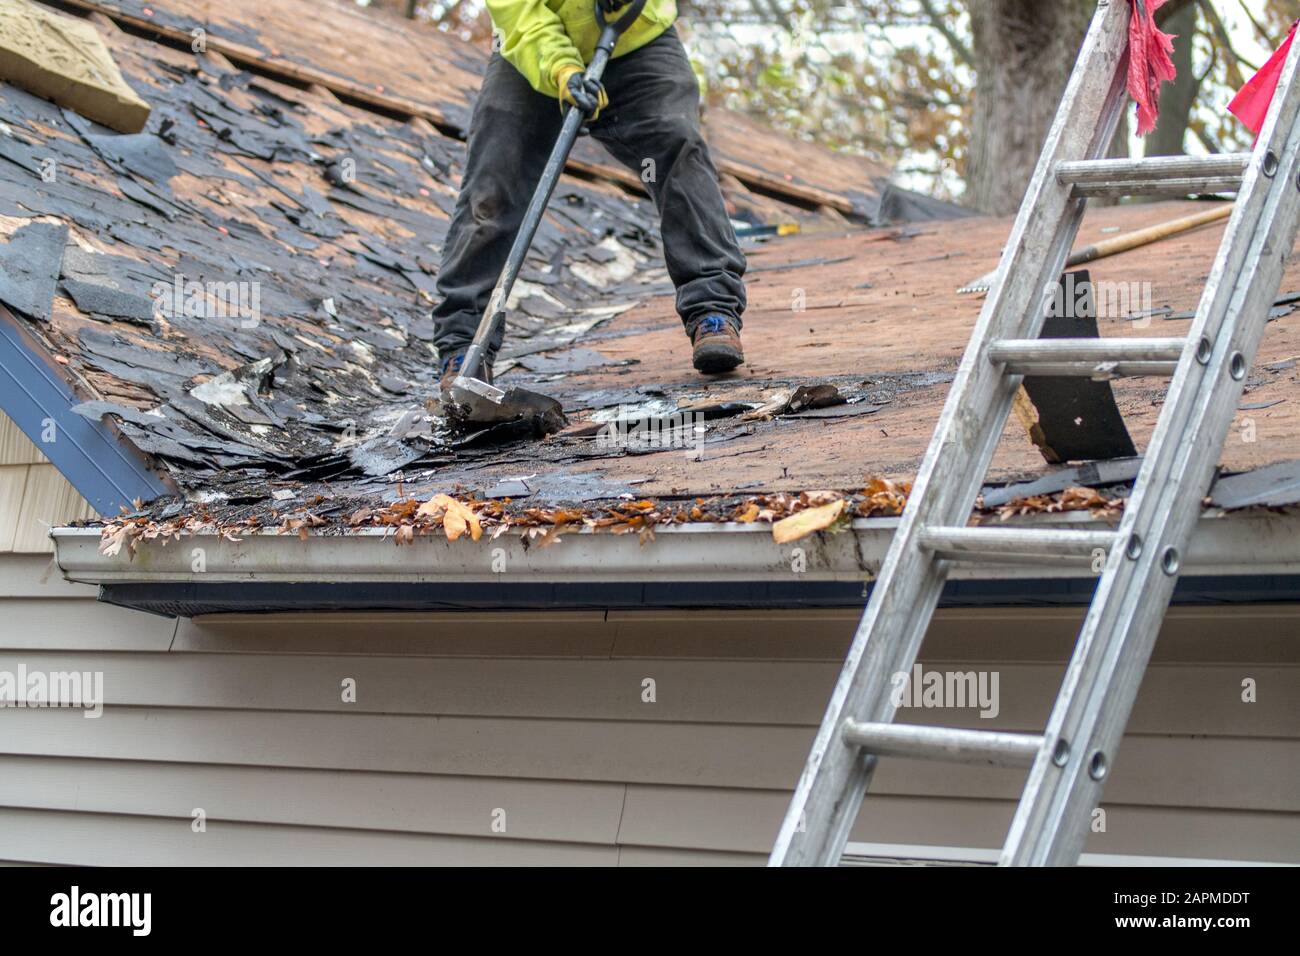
[[432, 26, 747, 358]]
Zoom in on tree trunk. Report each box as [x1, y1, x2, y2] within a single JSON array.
[[966, 0, 1097, 214], [1144, 3, 1199, 157]]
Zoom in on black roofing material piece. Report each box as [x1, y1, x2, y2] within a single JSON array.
[[61, 279, 156, 324], [981, 457, 1144, 509], [61, 110, 180, 185], [874, 181, 980, 225], [1020, 271, 1138, 463], [518, 347, 613, 374], [1210, 460, 1300, 510], [789, 402, 885, 420], [0, 222, 67, 322]]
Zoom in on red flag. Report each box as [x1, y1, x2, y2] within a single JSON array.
[[1229, 22, 1298, 136], [1128, 0, 1178, 137]]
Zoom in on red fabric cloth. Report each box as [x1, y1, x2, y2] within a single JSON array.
[[1229, 21, 1298, 136], [1127, 0, 1178, 136]]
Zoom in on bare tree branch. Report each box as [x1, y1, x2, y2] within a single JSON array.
[[1235, 0, 1275, 46], [917, 0, 973, 67], [1197, 0, 1258, 84]]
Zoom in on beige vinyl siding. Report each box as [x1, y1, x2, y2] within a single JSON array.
[[0, 414, 43, 464], [0, 565, 1296, 865], [0, 413, 96, 554]]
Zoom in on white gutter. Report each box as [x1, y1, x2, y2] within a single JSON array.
[[51, 509, 1300, 586]]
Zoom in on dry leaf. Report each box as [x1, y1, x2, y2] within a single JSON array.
[[535, 522, 574, 549], [772, 499, 847, 544], [418, 494, 483, 541], [99, 527, 128, 557]]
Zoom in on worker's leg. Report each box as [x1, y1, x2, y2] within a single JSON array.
[[433, 53, 563, 360], [592, 27, 747, 336]]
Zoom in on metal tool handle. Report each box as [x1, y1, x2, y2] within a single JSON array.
[[460, 0, 649, 381]]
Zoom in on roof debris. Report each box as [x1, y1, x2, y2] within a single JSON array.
[[95, 481, 913, 557], [1018, 270, 1138, 464], [0, 220, 67, 321], [5, 1, 1300, 545]]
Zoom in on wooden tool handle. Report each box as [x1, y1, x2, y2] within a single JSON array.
[[1068, 204, 1233, 266]]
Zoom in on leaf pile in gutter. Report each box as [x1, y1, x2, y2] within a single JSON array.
[[95, 480, 914, 556], [93, 480, 1137, 558], [988, 485, 1125, 521]]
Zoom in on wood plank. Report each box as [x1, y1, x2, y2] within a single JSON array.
[[4, 651, 1294, 737], [3, 707, 1295, 808], [56, 0, 477, 130], [0, 807, 614, 866], [0, 756, 625, 844], [60, 0, 876, 216]]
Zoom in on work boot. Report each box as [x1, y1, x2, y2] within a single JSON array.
[[691, 314, 744, 374], [439, 350, 493, 395]]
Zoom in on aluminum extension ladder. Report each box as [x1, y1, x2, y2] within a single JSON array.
[[772, 0, 1300, 867]]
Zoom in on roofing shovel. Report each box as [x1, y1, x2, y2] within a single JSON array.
[[444, 0, 648, 435]]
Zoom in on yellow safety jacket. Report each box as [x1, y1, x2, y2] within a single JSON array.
[[486, 0, 677, 99]]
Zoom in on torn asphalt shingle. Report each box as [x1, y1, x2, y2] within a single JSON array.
[[981, 458, 1144, 509], [61, 110, 180, 185], [61, 278, 156, 324], [0, 221, 68, 321], [1210, 460, 1300, 510]]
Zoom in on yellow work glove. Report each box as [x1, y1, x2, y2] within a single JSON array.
[[555, 64, 609, 121]]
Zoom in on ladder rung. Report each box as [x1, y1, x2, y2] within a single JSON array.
[[1056, 154, 1250, 198], [918, 527, 1118, 560], [842, 720, 1045, 768], [988, 337, 1185, 377]]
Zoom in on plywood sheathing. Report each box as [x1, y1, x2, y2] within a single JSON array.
[[0, 0, 149, 132], [54, 0, 897, 220], [5, 4, 1298, 522], [531, 200, 1300, 498]]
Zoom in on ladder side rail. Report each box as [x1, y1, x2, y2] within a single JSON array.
[[1004, 35, 1300, 866], [770, 0, 1132, 867]]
